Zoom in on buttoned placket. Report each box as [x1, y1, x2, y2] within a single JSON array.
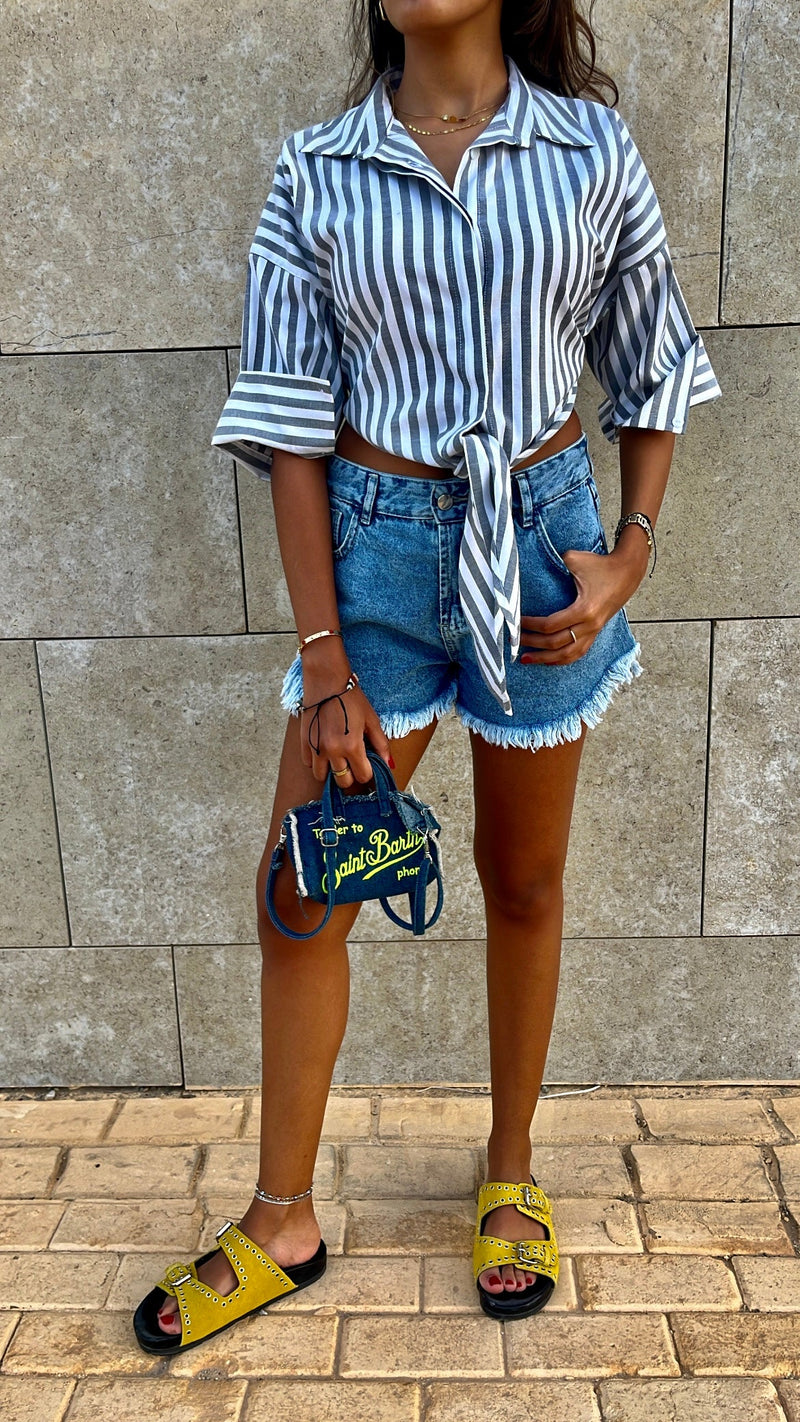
[[363, 128, 523, 713]]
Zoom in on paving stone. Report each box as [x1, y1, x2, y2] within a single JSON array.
[[505, 1312, 679, 1377], [771, 1098, 800, 1138], [201, 1142, 335, 1198], [53, 1145, 198, 1199], [642, 1201, 792, 1255], [550, 1198, 643, 1253], [532, 1095, 642, 1143], [0, 1099, 118, 1145], [637, 1097, 779, 1143], [377, 1097, 492, 1142], [671, 1312, 800, 1376], [342, 1145, 476, 1200], [107, 1096, 246, 1143], [597, 1377, 786, 1422], [0, 1377, 76, 1422], [576, 1253, 742, 1311], [780, 1381, 800, 1422], [422, 1254, 578, 1313], [64, 1376, 247, 1420], [245, 1093, 373, 1141], [529, 1144, 632, 1197], [1, 1310, 161, 1375], [167, 1311, 338, 1377], [339, 1315, 504, 1379], [266, 1255, 420, 1313], [0, 1252, 118, 1311], [773, 1146, 800, 1197], [0, 1201, 65, 1250], [732, 1256, 800, 1312], [0, 1147, 61, 1198], [243, 1380, 421, 1422], [345, 1200, 476, 1256], [50, 1198, 202, 1252], [631, 1144, 772, 1199], [426, 1380, 601, 1421], [202, 1198, 347, 1257]]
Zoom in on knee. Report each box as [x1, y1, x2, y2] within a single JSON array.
[[473, 843, 565, 923]]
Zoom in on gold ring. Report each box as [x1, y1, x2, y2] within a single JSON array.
[[569, 628, 577, 644], [332, 766, 350, 777]]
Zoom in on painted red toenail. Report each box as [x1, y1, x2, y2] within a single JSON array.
[[489, 1275, 501, 1284]]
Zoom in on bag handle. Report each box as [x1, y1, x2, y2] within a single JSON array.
[[380, 830, 445, 935]]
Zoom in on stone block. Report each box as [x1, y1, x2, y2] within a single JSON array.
[[0, 353, 243, 639], [670, 1311, 800, 1376], [0, 1146, 60, 1198], [1, 1309, 161, 1375], [0, 642, 68, 946], [107, 1095, 246, 1143], [0, 0, 350, 351], [548, 1198, 643, 1254], [637, 1095, 778, 1142], [641, 1200, 792, 1255], [772, 1098, 800, 1138], [564, 620, 708, 937], [0, 1098, 117, 1144], [53, 1143, 198, 1199], [505, 1312, 679, 1376], [63, 1378, 247, 1422], [529, 1144, 632, 1198], [705, 620, 800, 934], [0, 1201, 65, 1250], [339, 1314, 504, 1378], [341, 1144, 476, 1200], [0, 947, 181, 1088], [427, 1381, 601, 1422], [0, 1251, 117, 1311], [50, 1197, 202, 1252], [597, 1377, 786, 1422], [37, 635, 295, 946], [267, 1255, 420, 1314], [733, 1256, 800, 1312], [345, 1199, 476, 1257], [167, 1311, 338, 1377], [723, 0, 800, 322], [0, 1378, 77, 1422], [631, 1143, 772, 1200], [244, 1381, 421, 1421], [576, 1252, 742, 1311], [377, 1096, 491, 1142]]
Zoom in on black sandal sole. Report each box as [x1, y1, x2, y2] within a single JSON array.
[[132, 1237, 327, 1355]]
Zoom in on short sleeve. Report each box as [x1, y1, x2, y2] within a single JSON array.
[[583, 111, 722, 444], [210, 139, 345, 479]]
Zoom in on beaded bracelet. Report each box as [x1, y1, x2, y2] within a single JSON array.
[[614, 512, 657, 577]]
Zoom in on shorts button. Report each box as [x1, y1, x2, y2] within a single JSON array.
[[437, 493, 454, 510]]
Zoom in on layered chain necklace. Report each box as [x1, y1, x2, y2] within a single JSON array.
[[389, 80, 509, 135]]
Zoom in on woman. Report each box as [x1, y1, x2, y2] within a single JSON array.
[[134, 0, 721, 1349]]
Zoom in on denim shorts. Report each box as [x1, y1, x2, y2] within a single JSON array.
[[280, 431, 643, 752]]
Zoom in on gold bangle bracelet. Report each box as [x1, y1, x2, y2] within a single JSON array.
[[297, 628, 343, 655]]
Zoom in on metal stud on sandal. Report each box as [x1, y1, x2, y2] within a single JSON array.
[[473, 1174, 559, 1319]]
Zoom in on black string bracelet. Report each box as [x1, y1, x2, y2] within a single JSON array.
[[298, 672, 360, 755]]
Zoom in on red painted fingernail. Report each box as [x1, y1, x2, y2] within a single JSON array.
[[388, 754, 396, 769]]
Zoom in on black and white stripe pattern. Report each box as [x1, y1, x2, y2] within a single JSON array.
[[212, 55, 722, 714]]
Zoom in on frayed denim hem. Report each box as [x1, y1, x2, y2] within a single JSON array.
[[280, 653, 304, 715], [376, 684, 458, 741], [455, 641, 644, 751]]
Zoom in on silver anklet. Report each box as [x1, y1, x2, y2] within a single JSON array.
[[254, 1180, 313, 1204]]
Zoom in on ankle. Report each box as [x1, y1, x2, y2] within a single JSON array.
[[485, 1143, 533, 1185], [240, 1194, 318, 1239]]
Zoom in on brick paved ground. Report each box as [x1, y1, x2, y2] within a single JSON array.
[[1, 1083, 800, 1421]]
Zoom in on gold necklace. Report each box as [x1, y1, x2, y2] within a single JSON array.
[[390, 85, 508, 136]]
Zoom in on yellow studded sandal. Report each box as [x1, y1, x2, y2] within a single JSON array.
[[132, 1218, 327, 1355], [474, 1175, 559, 1319]]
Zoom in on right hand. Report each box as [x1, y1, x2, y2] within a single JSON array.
[[298, 644, 394, 790]]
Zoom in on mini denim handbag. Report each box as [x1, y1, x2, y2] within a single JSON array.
[[265, 747, 444, 940]]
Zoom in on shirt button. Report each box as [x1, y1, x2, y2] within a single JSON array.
[[437, 493, 454, 510]]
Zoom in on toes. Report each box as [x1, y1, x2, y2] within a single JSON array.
[[500, 1264, 518, 1290]]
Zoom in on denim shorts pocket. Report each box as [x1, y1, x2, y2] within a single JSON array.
[[328, 496, 360, 562], [533, 475, 607, 574]]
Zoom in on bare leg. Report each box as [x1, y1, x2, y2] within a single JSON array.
[[156, 712, 439, 1331], [470, 725, 587, 1296]]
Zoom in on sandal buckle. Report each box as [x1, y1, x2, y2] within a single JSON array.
[[164, 1263, 192, 1286], [514, 1242, 541, 1264], [215, 1218, 235, 1240]]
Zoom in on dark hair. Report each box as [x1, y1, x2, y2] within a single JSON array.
[[341, 0, 619, 111]]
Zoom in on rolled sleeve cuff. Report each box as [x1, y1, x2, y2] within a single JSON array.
[[598, 333, 723, 445], [211, 369, 338, 478]]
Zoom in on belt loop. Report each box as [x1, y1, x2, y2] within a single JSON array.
[[360, 471, 378, 525], [516, 471, 534, 528]]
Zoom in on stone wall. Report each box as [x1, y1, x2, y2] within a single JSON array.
[[1, 0, 797, 1087]]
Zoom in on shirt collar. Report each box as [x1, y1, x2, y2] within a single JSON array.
[[299, 53, 595, 159]]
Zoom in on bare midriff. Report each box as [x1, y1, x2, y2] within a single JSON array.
[[333, 407, 583, 479]]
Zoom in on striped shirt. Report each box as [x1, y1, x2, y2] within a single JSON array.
[[211, 53, 722, 715]]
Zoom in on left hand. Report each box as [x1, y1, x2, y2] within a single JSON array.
[[519, 544, 647, 664]]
